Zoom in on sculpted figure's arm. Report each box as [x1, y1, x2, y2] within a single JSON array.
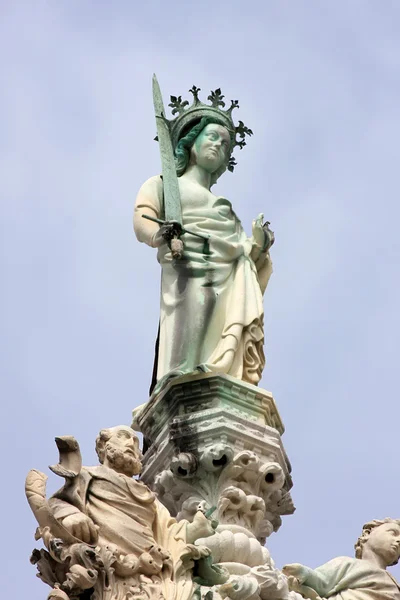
[[250, 213, 275, 260], [250, 212, 274, 293], [283, 563, 326, 597], [283, 558, 351, 599], [134, 175, 183, 249], [48, 496, 99, 545], [134, 175, 163, 247]]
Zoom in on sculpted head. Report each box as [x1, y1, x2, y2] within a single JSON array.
[[175, 117, 233, 184], [355, 518, 400, 567], [95, 425, 143, 477]]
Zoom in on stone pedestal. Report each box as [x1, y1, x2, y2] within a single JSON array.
[[133, 373, 294, 547]]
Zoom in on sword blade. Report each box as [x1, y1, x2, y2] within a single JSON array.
[[152, 74, 182, 224]]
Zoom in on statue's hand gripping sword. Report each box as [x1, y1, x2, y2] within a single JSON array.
[[142, 75, 209, 259]]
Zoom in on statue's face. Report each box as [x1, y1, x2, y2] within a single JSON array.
[[104, 426, 143, 477], [365, 522, 400, 566], [191, 123, 231, 174]]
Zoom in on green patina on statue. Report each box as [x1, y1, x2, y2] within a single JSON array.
[[134, 77, 274, 395]]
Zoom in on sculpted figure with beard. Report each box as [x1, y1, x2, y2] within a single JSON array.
[[48, 425, 220, 600]]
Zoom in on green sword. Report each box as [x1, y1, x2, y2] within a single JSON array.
[[143, 75, 210, 257], [149, 74, 184, 259], [152, 74, 182, 225]]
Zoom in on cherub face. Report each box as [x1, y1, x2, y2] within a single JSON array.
[[365, 522, 400, 566]]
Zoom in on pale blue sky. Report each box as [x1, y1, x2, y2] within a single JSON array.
[[1, 1, 400, 597]]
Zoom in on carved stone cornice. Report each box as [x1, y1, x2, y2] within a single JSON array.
[[134, 373, 285, 443]]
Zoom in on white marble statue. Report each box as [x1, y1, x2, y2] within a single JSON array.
[[283, 518, 400, 599], [134, 83, 274, 394], [26, 425, 227, 600]]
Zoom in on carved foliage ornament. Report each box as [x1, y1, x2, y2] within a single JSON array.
[[154, 445, 291, 543]]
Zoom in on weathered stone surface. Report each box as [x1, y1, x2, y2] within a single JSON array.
[[134, 371, 285, 440], [26, 426, 227, 600], [134, 81, 274, 391], [134, 373, 294, 547]]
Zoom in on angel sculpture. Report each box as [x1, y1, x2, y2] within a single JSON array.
[[283, 518, 400, 600]]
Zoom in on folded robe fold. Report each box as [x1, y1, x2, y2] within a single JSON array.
[[299, 556, 400, 600], [134, 175, 272, 387]]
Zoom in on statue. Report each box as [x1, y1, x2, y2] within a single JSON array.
[[283, 518, 400, 599], [134, 77, 274, 395], [26, 425, 228, 600]]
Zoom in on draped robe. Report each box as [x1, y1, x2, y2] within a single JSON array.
[[298, 556, 400, 600], [49, 465, 193, 600], [134, 175, 272, 391]]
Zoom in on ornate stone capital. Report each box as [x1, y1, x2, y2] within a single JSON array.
[[135, 373, 295, 553]]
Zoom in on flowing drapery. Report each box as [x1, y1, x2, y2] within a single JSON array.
[[134, 175, 272, 391]]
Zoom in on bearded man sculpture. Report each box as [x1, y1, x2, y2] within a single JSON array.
[[283, 518, 400, 599], [134, 83, 274, 393], [26, 425, 225, 600]]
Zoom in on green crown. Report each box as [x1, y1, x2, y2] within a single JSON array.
[[165, 86, 253, 172]]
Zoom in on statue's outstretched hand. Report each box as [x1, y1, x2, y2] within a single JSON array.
[[252, 213, 265, 247], [62, 513, 98, 545], [282, 563, 309, 583], [252, 213, 275, 252], [283, 567, 322, 600]]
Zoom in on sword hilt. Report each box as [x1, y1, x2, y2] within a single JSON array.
[[141, 214, 209, 241], [141, 214, 184, 258], [170, 236, 184, 260]]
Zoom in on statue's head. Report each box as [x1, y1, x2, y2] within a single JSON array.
[[175, 117, 234, 185], [95, 425, 143, 477], [355, 518, 400, 567], [162, 83, 252, 182]]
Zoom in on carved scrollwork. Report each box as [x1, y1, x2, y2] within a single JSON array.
[[216, 563, 300, 600], [170, 452, 198, 478], [219, 574, 260, 599], [195, 529, 270, 567], [153, 444, 289, 545], [26, 428, 230, 600], [218, 488, 265, 532], [200, 444, 234, 472], [30, 537, 117, 600]]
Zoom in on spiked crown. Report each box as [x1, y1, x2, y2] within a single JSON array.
[[164, 86, 253, 172]]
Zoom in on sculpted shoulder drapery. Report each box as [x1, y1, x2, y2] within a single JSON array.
[[283, 519, 400, 600], [134, 84, 274, 393], [25, 426, 226, 600]]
